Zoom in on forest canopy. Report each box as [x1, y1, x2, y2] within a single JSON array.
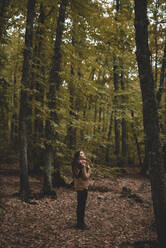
[[0, 0, 165, 174]]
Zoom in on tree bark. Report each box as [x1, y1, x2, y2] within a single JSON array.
[[67, 34, 77, 151], [67, 82, 77, 150], [33, 2, 46, 137], [43, 145, 53, 194], [134, 1, 166, 246], [156, 41, 166, 108], [106, 111, 113, 165], [113, 54, 120, 166], [142, 38, 166, 176], [114, 118, 120, 166], [131, 111, 143, 168], [0, 0, 10, 41], [19, 0, 36, 198], [120, 64, 127, 164], [43, 0, 68, 192], [113, 0, 121, 166]]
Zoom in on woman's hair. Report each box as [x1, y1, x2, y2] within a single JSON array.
[[72, 151, 81, 173]]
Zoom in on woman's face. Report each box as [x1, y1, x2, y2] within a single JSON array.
[[80, 151, 86, 159]]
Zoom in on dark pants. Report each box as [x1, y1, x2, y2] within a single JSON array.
[[76, 189, 88, 226]]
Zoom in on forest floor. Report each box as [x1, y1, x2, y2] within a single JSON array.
[[0, 162, 159, 248]]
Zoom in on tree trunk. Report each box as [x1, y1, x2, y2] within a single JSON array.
[[120, 61, 127, 165], [43, 145, 53, 194], [0, 0, 10, 41], [33, 2, 46, 138], [11, 55, 19, 145], [142, 41, 166, 176], [113, 55, 120, 166], [114, 118, 120, 166], [141, 139, 149, 175], [67, 34, 77, 151], [106, 111, 113, 165], [122, 118, 127, 158], [98, 105, 102, 132], [131, 111, 143, 168], [93, 103, 97, 136], [19, 0, 36, 198], [43, 0, 68, 191], [113, 0, 121, 165], [67, 82, 77, 150], [156, 41, 166, 108], [134, 1, 166, 246]]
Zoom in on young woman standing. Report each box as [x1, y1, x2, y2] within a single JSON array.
[[72, 151, 91, 230]]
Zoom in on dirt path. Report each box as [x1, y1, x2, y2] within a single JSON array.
[[0, 163, 158, 248]]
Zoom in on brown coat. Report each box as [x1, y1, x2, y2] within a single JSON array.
[[73, 165, 91, 191]]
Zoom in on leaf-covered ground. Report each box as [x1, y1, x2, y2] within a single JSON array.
[[0, 163, 158, 248]]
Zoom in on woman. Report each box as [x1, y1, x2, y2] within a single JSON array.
[[72, 151, 91, 230]]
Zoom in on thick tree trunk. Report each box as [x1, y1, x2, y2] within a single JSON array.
[[19, 0, 36, 198], [134, 1, 166, 246], [142, 41, 166, 176]]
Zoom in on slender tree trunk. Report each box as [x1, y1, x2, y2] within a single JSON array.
[[43, 0, 68, 191], [122, 118, 127, 157], [93, 103, 97, 136], [43, 145, 53, 194], [114, 118, 120, 166], [0, 0, 10, 41], [67, 99, 77, 150], [33, 2, 46, 138], [106, 111, 113, 164], [67, 35, 77, 150], [113, 54, 120, 166], [120, 64, 127, 165], [11, 55, 19, 144], [102, 107, 106, 133], [154, 1, 158, 88], [141, 139, 149, 175], [134, 1, 166, 246], [131, 111, 143, 168], [98, 105, 102, 132], [67, 82, 77, 150], [113, 0, 121, 166], [156, 41, 166, 108], [19, 0, 36, 198]]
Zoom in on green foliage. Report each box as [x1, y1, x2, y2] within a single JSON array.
[[0, 0, 165, 169], [92, 164, 126, 178]]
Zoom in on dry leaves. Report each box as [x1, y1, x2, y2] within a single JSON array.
[[0, 164, 158, 248]]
